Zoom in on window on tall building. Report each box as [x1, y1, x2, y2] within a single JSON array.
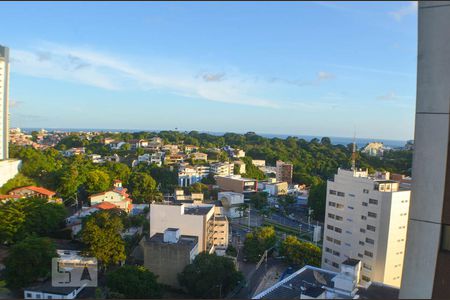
[[336, 203, 344, 209], [327, 225, 334, 230], [358, 253, 363, 258], [329, 190, 337, 195], [361, 215, 367, 220], [368, 212, 377, 218], [337, 191, 345, 197], [334, 239, 341, 245], [369, 198, 378, 205], [360, 228, 366, 233], [329, 201, 336, 207], [367, 225, 376, 232], [363, 263, 372, 270], [335, 215, 343, 221], [359, 241, 365, 246], [363, 189, 369, 194], [325, 247, 332, 253], [366, 238, 375, 245], [333, 250, 340, 257], [326, 236, 333, 242], [348, 206, 354, 210], [364, 250, 373, 257], [328, 213, 335, 219], [334, 227, 342, 233], [362, 202, 368, 207], [332, 262, 339, 268], [362, 275, 371, 282]]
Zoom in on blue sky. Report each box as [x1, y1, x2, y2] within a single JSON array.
[[1, 1, 417, 140]]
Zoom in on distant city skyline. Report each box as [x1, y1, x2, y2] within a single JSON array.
[[0, 1, 417, 140]]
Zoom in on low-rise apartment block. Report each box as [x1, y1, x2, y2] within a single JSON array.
[[216, 175, 258, 193], [210, 162, 234, 176], [178, 163, 210, 186]]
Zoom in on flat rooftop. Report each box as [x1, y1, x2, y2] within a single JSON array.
[[25, 281, 81, 295], [217, 175, 256, 182], [184, 205, 213, 215], [147, 233, 198, 248], [253, 266, 337, 299], [253, 265, 399, 300], [342, 258, 360, 266]]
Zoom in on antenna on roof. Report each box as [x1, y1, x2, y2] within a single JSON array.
[[351, 128, 356, 171]]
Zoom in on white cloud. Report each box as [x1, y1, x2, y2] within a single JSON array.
[[10, 42, 280, 108], [317, 71, 335, 81], [388, 2, 418, 22]]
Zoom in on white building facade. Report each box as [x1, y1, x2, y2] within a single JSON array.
[[0, 45, 20, 186], [321, 168, 411, 288]]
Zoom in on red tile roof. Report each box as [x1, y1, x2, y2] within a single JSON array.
[[9, 186, 56, 197], [93, 201, 118, 210], [0, 194, 21, 200]]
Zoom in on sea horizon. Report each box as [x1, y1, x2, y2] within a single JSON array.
[[20, 127, 409, 149]]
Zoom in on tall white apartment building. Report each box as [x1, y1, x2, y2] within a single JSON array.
[[0, 45, 10, 160], [321, 168, 411, 288], [0, 45, 20, 186]]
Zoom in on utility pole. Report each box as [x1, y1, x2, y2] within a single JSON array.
[[248, 203, 251, 231]]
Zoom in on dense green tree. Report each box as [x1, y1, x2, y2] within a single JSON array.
[[0, 173, 36, 194], [81, 211, 126, 269], [188, 182, 209, 194], [85, 170, 111, 194], [308, 180, 327, 222], [102, 162, 131, 184], [241, 157, 265, 180], [106, 265, 162, 299], [178, 253, 244, 298], [280, 235, 321, 267], [128, 172, 157, 203], [55, 135, 85, 150], [278, 195, 297, 214], [243, 226, 276, 262], [249, 192, 268, 210], [225, 245, 238, 257], [201, 173, 216, 185], [4, 236, 56, 289], [0, 197, 67, 244]]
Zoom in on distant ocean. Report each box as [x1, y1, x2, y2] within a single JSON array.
[[22, 127, 409, 149]]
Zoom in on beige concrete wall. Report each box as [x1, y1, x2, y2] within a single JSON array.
[[400, 2, 450, 298], [143, 240, 198, 287], [216, 176, 244, 193]]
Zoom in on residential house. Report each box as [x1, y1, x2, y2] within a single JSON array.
[[210, 162, 234, 176], [62, 147, 85, 157], [178, 163, 210, 186], [129, 139, 149, 149], [89, 180, 132, 213], [109, 141, 126, 150], [162, 144, 179, 154], [184, 144, 199, 154], [191, 152, 208, 161], [8, 186, 59, 202]]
